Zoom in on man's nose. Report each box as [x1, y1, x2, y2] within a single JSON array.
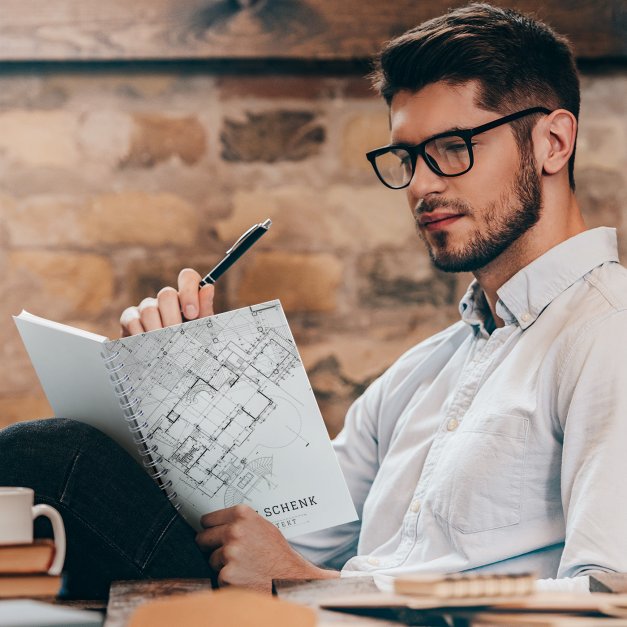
[[406, 155, 447, 202]]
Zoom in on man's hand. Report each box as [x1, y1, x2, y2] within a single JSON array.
[[196, 505, 339, 592], [120, 268, 215, 337]]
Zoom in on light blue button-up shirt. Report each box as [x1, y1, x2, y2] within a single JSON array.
[[292, 227, 627, 582]]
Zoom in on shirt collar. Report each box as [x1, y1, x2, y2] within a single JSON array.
[[459, 227, 620, 332], [459, 281, 495, 336]]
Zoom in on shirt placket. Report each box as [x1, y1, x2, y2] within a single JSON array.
[[386, 326, 516, 568]]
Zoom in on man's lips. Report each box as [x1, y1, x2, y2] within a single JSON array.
[[418, 212, 465, 230]]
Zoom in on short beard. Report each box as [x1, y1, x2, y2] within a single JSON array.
[[416, 151, 543, 273]]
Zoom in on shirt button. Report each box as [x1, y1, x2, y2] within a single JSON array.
[[521, 312, 531, 322], [410, 499, 421, 513], [367, 557, 380, 566], [447, 418, 459, 431]]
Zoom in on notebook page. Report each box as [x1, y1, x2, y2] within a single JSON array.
[[102, 300, 358, 539]]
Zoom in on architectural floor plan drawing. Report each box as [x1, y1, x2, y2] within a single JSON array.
[[103, 300, 357, 539]]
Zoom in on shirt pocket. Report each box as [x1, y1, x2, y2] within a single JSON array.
[[430, 413, 529, 534]]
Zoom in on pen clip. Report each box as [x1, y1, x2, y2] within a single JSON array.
[[226, 219, 272, 254], [226, 224, 258, 255]]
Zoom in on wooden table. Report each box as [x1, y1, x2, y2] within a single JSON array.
[[104, 579, 214, 627], [54, 573, 627, 626], [101, 577, 410, 626]]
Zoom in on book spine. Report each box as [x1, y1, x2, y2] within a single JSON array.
[[102, 349, 180, 509]]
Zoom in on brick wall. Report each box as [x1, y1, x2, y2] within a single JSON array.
[[1, 66, 625, 436]]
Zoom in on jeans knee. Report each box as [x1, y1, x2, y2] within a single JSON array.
[[0, 418, 114, 464], [3, 417, 93, 442], [0, 418, 127, 498]]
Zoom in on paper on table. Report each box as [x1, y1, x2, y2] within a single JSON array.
[[0, 600, 103, 627], [320, 591, 627, 613]]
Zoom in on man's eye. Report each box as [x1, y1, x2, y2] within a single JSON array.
[[443, 143, 467, 152]]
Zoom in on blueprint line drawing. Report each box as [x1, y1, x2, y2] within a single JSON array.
[[103, 300, 356, 538]]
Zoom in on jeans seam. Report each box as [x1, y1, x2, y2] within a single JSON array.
[[139, 511, 180, 571], [57, 451, 144, 573], [38, 493, 143, 575], [59, 450, 81, 503]]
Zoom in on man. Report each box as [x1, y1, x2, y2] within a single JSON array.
[[2, 3, 627, 597]]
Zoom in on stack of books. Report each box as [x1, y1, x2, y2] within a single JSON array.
[[0, 540, 62, 598]]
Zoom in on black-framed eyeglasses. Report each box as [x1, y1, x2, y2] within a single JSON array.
[[365, 107, 551, 190]]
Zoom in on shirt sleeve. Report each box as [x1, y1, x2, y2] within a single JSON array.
[[290, 320, 469, 570], [556, 308, 627, 577], [289, 371, 387, 569]]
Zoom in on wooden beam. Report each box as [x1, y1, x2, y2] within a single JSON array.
[[0, 0, 624, 62]]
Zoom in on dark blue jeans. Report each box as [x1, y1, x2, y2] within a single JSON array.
[[0, 418, 215, 599]]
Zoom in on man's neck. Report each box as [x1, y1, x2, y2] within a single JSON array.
[[474, 193, 586, 329]]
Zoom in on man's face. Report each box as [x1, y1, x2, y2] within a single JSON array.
[[389, 81, 542, 273]]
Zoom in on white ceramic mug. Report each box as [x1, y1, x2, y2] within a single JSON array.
[[0, 487, 66, 576]]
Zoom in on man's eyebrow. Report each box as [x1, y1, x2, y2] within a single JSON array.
[[391, 125, 470, 145], [431, 124, 475, 136]]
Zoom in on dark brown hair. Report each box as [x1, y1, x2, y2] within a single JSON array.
[[370, 3, 580, 190]]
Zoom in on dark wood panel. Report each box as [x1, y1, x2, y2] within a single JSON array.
[[0, 0, 624, 61]]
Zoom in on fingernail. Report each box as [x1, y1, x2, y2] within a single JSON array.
[[185, 304, 198, 319]]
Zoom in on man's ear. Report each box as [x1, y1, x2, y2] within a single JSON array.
[[536, 109, 577, 177]]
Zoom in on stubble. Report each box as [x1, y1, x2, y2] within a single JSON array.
[[415, 153, 543, 273]]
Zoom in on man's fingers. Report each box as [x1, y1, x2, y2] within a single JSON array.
[[195, 527, 225, 552], [198, 284, 215, 318], [208, 547, 225, 572], [120, 306, 144, 337], [200, 504, 253, 529], [200, 509, 231, 529], [120, 267, 216, 340], [138, 297, 163, 331], [217, 569, 231, 588], [178, 268, 202, 320], [157, 286, 183, 327]]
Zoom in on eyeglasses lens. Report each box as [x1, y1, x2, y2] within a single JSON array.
[[374, 136, 471, 188], [426, 136, 471, 175], [374, 148, 413, 189]]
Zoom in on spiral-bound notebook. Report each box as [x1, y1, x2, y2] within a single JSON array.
[[14, 302, 357, 538]]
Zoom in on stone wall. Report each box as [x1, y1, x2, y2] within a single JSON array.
[[1, 66, 625, 436]]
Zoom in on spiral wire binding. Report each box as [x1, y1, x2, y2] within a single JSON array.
[[102, 350, 120, 363], [102, 347, 180, 510]]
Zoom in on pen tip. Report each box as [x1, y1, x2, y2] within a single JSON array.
[[261, 219, 272, 228]]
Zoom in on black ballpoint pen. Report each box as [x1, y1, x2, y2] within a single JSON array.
[[199, 219, 272, 286]]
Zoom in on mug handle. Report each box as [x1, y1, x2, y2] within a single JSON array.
[[32, 504, 66, 576]]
